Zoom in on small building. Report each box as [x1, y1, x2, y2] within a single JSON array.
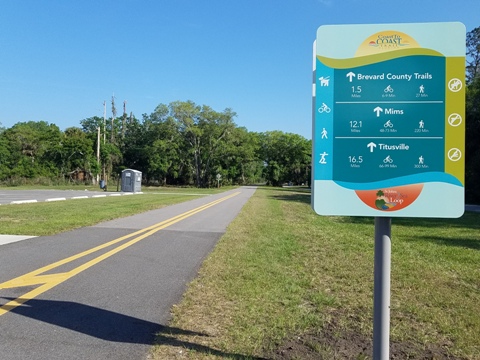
[[66, 168, 93, 183], [121, 169, 142, 192]]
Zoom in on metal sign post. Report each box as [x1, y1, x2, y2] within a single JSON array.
[[373, 217, 391, 360]]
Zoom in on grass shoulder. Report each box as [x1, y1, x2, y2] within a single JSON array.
[[0, 186, 235, 236], [151, 187, 480, 359]]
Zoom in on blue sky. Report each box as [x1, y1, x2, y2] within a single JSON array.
[[1, 0, 478, 139]]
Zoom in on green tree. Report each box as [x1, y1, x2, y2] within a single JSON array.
[[168, 100, 236, 187], [465, 27, 480, 203], [259, 131, 311, 186], [219, 127, 262, 185], [80, 115, 123, 184], [0, 121, 62, 179], [145, 117, 183, 185], [119, 114, 149, 176], [60, 127, 98, 180], [466, 26, 480, 83], [465, 76, 480, 202]]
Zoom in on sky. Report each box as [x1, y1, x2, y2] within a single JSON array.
[[1, 0, 479, 140]]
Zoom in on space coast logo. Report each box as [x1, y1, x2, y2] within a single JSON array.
[[355, 30, 420, 57], [368, 33, 409, 49]]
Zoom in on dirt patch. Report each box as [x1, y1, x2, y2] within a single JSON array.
[[270, 316, 464, 360]]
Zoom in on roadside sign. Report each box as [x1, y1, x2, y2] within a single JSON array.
[[312, 22, 465, 218]]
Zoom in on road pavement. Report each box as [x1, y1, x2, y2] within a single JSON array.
[[0, 187, 256, 360]]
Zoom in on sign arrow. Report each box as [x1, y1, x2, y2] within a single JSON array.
[[367, 142, 377, 153], [346, 72, 356, 82], [373, 106, 383, 117]]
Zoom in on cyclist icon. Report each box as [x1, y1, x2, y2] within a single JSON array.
[[384, 120, 394, 128], [318, 103, 331, 113], [384, 85, 394, 93], [383, 155, 393, 164]]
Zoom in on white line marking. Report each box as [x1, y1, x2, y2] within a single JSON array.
[[0, 235, 37, 245]]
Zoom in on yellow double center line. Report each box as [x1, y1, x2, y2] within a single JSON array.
[[0, 191, 240, 317]]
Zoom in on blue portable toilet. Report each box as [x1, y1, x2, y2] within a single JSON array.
[[121, 169, 142, 192]]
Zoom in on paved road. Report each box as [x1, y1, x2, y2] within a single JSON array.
[[0, 187, 256, 360]]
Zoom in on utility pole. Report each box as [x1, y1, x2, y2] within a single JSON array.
[[102, 100, 106, 184], [122, 100, 127, 139], [103, 101, 106, 144], [96, 126, 100, 184], [111, 94, 116, 143]]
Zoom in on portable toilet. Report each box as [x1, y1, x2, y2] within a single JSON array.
[[121, 169, 142, 192]]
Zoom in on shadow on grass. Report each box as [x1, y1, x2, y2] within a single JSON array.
[[405, 235, 480, 250], [336, 212, 480, 230], [254, 186, 312, 206], [334, 214, 480, 250], [271, 193, 311, 205], [4, 298, 267, 359], [155, 328, 268, 359], [255, 185, 311, 193]]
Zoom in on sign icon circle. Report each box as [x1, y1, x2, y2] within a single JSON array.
[[447, 148, 462, 162], [448, 78, 463, 92], [448, 113, 462, 127]]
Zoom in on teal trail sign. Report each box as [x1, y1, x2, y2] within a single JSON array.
[[312, 22, 465, 218]]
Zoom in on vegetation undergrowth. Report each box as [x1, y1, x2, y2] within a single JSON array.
[[151, 187, 480, 359]]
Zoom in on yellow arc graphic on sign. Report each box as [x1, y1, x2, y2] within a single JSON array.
[[0, 191, 240, 317], [354, 30, 420, 57]]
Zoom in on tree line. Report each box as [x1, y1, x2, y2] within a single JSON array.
[[0, 100, 311, 188]]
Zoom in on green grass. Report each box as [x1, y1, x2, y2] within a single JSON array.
[[151, 187, 480, 359], [0, 186, 232, 236]]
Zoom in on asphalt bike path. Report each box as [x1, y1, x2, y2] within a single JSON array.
[[0, 187, 256, 360]]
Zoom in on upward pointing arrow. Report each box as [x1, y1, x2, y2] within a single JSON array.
[[373, 106, 383, 117], [367, 142, 377, 153], [346, 72, 356, 82]]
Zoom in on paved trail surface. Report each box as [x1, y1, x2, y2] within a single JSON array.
[[0, 187, 256, 360]]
